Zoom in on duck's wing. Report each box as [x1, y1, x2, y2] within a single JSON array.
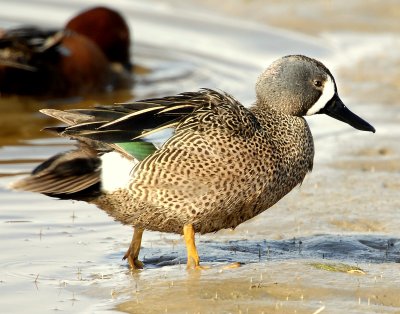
[[42, 89, 261, 161]]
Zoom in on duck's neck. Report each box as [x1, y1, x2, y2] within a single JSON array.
[[249, 102, 314, 174], [249, 102, 290, 127]]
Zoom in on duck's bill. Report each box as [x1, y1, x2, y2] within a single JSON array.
[[321, 94, 376, 133]]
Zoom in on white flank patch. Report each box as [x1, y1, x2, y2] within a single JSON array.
[[100, 152, 138, 193], [141, 127, 175, 149], [306, 76, 336, 116]]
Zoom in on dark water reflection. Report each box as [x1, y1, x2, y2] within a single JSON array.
[[0, 89, 134, 146], [130, 234, 400, 268]]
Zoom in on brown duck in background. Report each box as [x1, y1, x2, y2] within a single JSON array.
[[11, 55, 375, 269], [0, 6, 132, 98]]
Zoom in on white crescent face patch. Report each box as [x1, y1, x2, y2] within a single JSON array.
[[306, 76, 336, 116]]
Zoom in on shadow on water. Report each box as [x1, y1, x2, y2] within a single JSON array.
[[120, 234, 400, 269]]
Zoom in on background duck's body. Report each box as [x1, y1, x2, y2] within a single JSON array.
[[0, 6, 132, 97]]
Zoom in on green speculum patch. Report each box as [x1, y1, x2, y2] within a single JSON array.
[[116, 142, 157, 161]]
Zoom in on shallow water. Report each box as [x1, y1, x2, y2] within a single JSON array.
[[0, 0, 399, 313]]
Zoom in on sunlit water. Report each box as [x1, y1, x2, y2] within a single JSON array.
[[0, 0, 399, 313]]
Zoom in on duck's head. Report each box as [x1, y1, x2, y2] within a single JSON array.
[[65, 6, 132, 71], [256, 55, 375, 133]]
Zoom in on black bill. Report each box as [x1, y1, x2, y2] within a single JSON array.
[[320, 94, 375, 133]]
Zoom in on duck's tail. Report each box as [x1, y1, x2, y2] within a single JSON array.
[[10, 146, 102, 201]]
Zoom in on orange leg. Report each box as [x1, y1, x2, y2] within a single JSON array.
[[183, 224, 202, 269], [183, 224, 240, 270], [123, 228, 144, 269]]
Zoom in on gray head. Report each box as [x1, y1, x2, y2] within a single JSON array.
[[256, 55, 375, 133]]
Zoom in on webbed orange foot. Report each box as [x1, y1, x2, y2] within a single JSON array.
[[123, 228, 144, 270], [183, 224, 209, 270], [123, 249, 144, 269]]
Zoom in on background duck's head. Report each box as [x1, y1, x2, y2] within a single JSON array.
[[66, 6, 132, 71]]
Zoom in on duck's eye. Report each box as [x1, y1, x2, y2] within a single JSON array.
[[313, 80, 323, 87]]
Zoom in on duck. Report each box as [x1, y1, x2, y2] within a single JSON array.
[[11, 55, 375, 269], [0, 6, 132, 98]]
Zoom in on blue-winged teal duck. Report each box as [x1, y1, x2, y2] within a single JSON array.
[[12, 55, 375, 269], [0, 6, 132, 97]]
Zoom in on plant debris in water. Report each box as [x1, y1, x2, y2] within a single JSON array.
[[310, 262, 366, 274]]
